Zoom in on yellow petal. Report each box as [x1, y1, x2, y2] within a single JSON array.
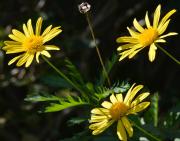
[[117, 44, 135, 51], [127, 27, 139, 37], [4, 41, 21, 45], [41, 50, 51, 58], [158, 20, 170, 35], [36, 52, 41, 63], [158, 9, 176, 29], [101, 101, 112, 109], [42, 25, 52, 36], [128, 102, 150, 114], [131, 92, 150, 107], [128, 48, 143, 59], [133, 18, 144, 33], [25, 54, 34, 67], [155, 39, 166, 43], [23, 24, 30, 37], [159, 32, 178, 39], [121, 117, 133, 137], [44, 45, 60, 50], [124, 84, 143, 106], [124, 83, 136, 103], [36, 17, 43, 35], [8, 54, 23, 65], [116, 94, 123, 102], [43, 28, 62, 43], [153, 5, 161, 28], [145, 12, 151, 28], [27, 19, 34, 36], [91, 108, 109, 115], [90, 115, 109, 123], [117, 120, 127, 141], [8, 34, 23, 43], [110, 94, 117, 104], [92, 120, 114, 135], [116, 36, 138, 44], [12, 29, 26, 40], [16, 53, 30, 67], [148, 43, 157, 62]]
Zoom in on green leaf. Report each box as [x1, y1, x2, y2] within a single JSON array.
[[25, 93, 60, 102], [67, 117, 86, 126], [44, 95, 89, 112]]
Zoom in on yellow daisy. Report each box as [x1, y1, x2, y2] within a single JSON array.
[[2, 17, 62, 67], [116, 4, 178, 62], [89, 84, 150, 141]]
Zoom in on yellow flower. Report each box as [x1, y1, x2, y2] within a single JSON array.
[[116, 4, 178, 62], [89, 84, 150, 141], [3, 17, 62, 67]]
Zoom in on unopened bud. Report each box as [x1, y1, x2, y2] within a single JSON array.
[[78, 2, 91, 14]]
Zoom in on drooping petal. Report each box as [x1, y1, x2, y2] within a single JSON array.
[[25, 54, 34, 67], [117, 120, 127, 141], [36, 17, 43, 36], [153, 5, 161, 28], [133, 18, 144, 33], [121, 117, 133, 137], [148, 43, 157, 62], [159, 32, 178, 39], [36, 52, 41, 63], [41, 50, 51, 58], [128, 47, 143, 59], [16, 53, 30, 67], [127, 102, 150, 114], [8, 54, 23, 65], [145, 12, 151, 28], [101, 101, 112, 109]]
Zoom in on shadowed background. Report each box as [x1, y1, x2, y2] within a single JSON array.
[[0, 0, 179, 141]]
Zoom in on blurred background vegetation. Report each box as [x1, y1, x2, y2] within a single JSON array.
[[0, 0, 179, 141]]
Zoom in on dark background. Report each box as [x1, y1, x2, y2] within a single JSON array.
[[0, 0, 179, 141]]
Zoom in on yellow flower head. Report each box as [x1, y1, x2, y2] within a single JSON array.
[[3, 17, 62, 67], [116, 4, 178, 62], [89, 84, 150, 141]]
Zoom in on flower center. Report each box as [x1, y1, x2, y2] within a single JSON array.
[[139, 27, 158, 46], [109, 102, 129, 120], [23, 36, 44, 53]]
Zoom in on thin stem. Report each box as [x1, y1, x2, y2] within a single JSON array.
[[42, 56, 88, 100], [132, 122, 161, 141], [85, 12, 111, 86], [156, 44, 180, 65]]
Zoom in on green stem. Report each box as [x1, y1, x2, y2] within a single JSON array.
[[42, 56, 88, 101], [132, 122, 161, 141], [85, 12, 111, 86], [156, 44, 180, 65]]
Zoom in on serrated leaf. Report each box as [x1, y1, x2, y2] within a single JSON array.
[[44, 95, 89, 112]]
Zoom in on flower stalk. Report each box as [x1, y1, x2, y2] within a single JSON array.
[[42, 55, 89, 101], [85, 12, 111, 86]]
